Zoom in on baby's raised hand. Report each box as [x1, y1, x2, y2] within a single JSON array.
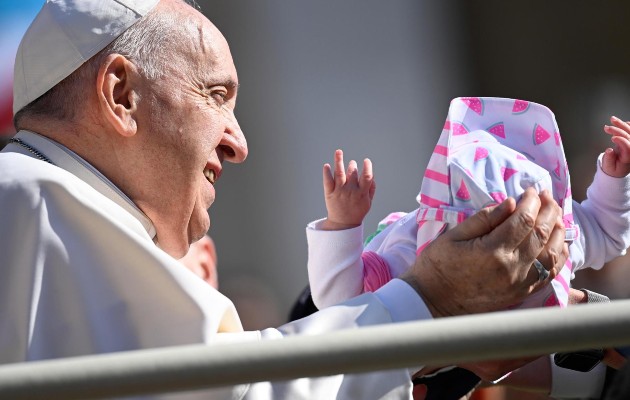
[[603, 116, 630, 178], [321, 149, 376, 230]]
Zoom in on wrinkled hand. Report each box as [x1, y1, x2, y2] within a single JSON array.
[[602, 116, 630, 177], [471, 356, 551, 392], [320, 149, 376, 230], [401, 188, 568, 316]]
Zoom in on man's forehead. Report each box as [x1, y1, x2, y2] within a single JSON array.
[[181, 15, 234, 65], [198, 34, 239, 86]]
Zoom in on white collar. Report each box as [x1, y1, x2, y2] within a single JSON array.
[[11, 130, 157, 239]]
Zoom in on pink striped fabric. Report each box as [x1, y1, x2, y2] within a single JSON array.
[[424, 169, 449, 184], [419, 194, 449, 208], [414, 97, 578, 309], [434, 145, 448, 156], [362, 251, 393, 292]]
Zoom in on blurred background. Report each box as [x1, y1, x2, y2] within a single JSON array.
[[199, 0, 630, 330], [2, 2, 630, 398]]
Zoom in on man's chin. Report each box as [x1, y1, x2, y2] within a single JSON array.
[[189, 215, 210, 243]]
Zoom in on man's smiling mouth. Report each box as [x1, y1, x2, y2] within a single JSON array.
[[204, 167, 216, 184]]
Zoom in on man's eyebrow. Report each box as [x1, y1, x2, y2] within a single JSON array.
[[211, 77, 239, 90], [226, 80, 240, 92], [204, 76, 240, 94], [210, 78, 240, 95]]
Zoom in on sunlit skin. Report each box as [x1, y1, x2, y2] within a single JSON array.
[[22, 0, 247, 258], [127, 0, 247, 257], [320, 149, 375, 231], [603, 116, 630, 177]]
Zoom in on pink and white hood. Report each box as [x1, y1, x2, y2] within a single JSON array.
[[416, 97, 578, 308]]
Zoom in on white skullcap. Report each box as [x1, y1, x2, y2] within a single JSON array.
[[13, 0, 160, 115]]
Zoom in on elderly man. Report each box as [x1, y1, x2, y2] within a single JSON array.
[[0, 0, 567, 398]]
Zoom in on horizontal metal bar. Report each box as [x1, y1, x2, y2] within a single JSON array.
[[2, 300, 630, 399]]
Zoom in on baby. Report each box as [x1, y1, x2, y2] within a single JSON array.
[[307, 97, 630, 313]]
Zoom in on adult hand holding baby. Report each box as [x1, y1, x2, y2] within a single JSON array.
[[402, 187, 568, 318]]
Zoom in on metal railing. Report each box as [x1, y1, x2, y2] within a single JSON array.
[[2, 300, 630, 399]]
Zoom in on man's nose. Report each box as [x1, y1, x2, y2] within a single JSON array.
[[219, 109, 247, 163]]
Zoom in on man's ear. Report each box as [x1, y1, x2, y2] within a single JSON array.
[[199, 236, 219, 289], [96, 54, 139, 137]]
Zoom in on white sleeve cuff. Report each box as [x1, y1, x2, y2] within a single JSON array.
[[374, 278, 433, 323], [306, 218, 364, 248], [594, 153, 630, 193], [550, 355, 606, 399]]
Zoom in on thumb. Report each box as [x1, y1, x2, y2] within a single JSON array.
[[602, 148, 617, 172], [322, 164, 335, 194], [447, 198, 516, 242]]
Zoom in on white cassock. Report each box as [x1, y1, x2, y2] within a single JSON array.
[[0, 130, 431, 399]]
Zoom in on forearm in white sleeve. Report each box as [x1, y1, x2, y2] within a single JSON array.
[[306, 218, 366, 309], [550, 355, 607, 399], [264, 279, 432, 338], [244, 279, 432, 399], [572, 154, 630, 271]]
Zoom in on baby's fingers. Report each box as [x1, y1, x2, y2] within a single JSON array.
[[359, 158, 374, 190], [346, 160, 359, 187], [323, 163, 335, 194], [610, 116, 630, 135], [611, 136, 630, 163], [602, 149, 618, 173], [333, 149, 347, 186]]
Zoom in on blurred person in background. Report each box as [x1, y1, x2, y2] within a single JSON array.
[[180, 235, 285, 331], [179, 234, 219, 290]]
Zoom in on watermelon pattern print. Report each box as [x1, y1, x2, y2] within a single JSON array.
[[474, 147, 489, 161], [501, 167, 518, 181], [455, 180, 471, 201], [416, 97, 575, 309], [451, 122, 468, 136], [461, 97, 484, 115], [487, 122, 506, 139], [512, 99, 529, 114], [533, 124, 551, 145]]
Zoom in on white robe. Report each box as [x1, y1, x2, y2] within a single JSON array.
[[0, 130, 430, 399]]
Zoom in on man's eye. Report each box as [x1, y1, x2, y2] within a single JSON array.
[[211, 91, 227, 103]]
